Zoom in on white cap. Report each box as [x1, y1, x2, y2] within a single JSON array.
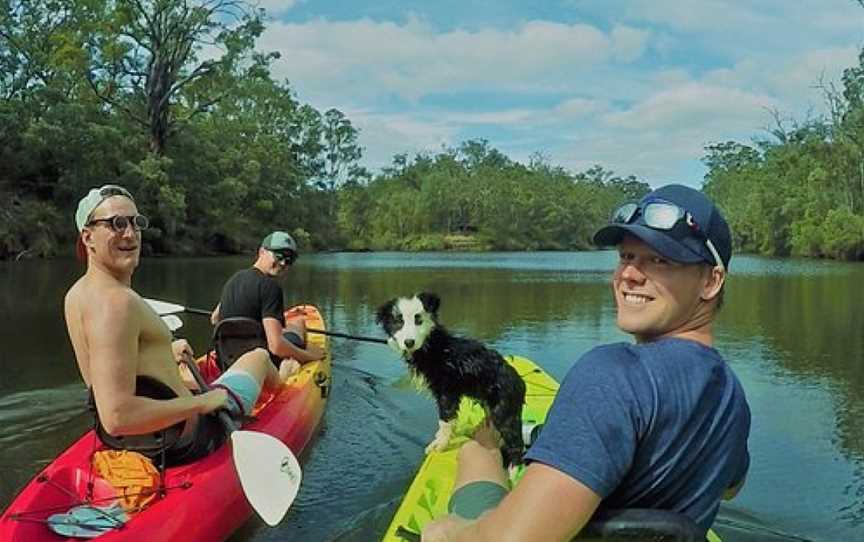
[[75, 185, 134, 232]]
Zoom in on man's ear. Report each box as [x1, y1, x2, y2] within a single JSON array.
[[701, 266, 725, 302], [81, 228, 95, 250], [375, 299, 395, 325], [417, 292, 440, 314]]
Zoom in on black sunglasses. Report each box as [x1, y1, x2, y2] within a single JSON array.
[[271, 250, 297, 266], [87, 214, 150, 233]]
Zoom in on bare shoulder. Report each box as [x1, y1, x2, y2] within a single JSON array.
[[77, 280, 141, 331]]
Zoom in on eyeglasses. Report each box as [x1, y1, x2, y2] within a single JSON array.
[[98, 184, 134, 200], [611, 200, 725, 273], [271, 250, 297, 266], [87, 214, 150, 233]]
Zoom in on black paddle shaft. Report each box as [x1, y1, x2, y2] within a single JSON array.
[[173, 302, 388, 345], [306, 328, 388, 344]]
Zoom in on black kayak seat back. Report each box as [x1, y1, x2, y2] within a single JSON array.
[[395, 508, 706, 542], [578, 508, 706, 541], [88, 376, 184, 457], [213, 316, 267, 371]]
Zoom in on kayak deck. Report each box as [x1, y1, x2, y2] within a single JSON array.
[[0, 304, 331, 542]]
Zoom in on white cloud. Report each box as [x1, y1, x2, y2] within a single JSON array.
[[256, 0, 300, 17], [610, 25, 651, 63], [703, 47, 860, 112], [563, 129, 707, 182], [250, 3, 864, 185], [554, 98, 610, 119], [259, 18, 647, 101], [603, 83, 776, 132], [341, 109, 458, 169]]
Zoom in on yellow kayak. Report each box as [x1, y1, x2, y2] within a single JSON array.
[[381, 355, 723, 542]]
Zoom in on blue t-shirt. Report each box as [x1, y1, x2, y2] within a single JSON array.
[[524, 338, 750, 531]]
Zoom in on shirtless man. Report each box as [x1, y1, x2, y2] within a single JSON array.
[[64, 185, 292, 465]]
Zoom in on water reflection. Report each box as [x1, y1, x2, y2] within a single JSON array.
[[0, 252, 862, 541]]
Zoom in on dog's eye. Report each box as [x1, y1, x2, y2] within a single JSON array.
[[396, 314, 403, 324], [414, 314, 422, 325]]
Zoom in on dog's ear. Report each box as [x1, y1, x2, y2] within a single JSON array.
[[375, 299, 395, 325], [417, 292, 440, 314]]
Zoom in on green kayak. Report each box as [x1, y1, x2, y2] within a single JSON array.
[[382, 355, 723, 542]]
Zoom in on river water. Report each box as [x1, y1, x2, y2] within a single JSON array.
[[0, 252, 861, 541]]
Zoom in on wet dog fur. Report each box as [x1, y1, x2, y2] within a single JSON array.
[[376, 292, 526, 466]]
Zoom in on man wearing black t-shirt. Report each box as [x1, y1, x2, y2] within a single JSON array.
[[212, 231, 325, 368]]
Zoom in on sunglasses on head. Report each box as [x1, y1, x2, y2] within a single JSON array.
[[87, 214, 150, 233], [611, 200, 725, 272], [271, 250, 297, 266]]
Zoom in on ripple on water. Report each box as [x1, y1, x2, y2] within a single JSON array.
[[229, 364, 436, 541]]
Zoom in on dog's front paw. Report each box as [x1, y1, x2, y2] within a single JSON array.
[[425, 420, 453, 454], [424, 439, 446, 455]]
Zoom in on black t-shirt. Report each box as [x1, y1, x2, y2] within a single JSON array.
[[218, 268, 285, 326]]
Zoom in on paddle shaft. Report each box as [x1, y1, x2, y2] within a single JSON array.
[[179, 356, 239, 432], [157, 299, 389, 345], [147, 299, 387, 344], [306, 328, 388, 344]]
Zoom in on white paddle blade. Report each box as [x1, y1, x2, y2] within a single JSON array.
[[230, 430, 302, 527], [144, 298, 185, 316], [161, 314, 184, 332]]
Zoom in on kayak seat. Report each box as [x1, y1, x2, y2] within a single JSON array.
[[212, 317, 268, 372], [395, 509, 705, 542], [579, 508, 705, 541], [88, 376, 184, 457]]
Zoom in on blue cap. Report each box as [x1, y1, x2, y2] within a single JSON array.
[[593, 184, 732, 269]]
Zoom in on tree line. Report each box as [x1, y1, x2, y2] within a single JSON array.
[[702, 51, 864, 261], [4, 1, 862, 261], [0, 0, 650, 260]]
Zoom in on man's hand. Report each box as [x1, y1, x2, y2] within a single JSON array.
[[422, 514, 472, 542], [197, 388, 229, 414], [304, 344, 325, 361], [172, 338, 194, 365], [473, 418, 503, 450]]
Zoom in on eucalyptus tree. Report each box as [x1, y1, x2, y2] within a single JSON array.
[[83, 0, 264, 156], [320, 108, 362, 192]]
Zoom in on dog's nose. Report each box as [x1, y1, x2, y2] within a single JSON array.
[[404, 339, 415, 349]]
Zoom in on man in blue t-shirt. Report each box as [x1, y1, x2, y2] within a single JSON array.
[[423, 184, 751, 542]]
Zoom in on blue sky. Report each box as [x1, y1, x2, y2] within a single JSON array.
[[253, 0, 864, 187]]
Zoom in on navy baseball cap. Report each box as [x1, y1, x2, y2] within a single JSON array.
[[593, 184, 732, 270]]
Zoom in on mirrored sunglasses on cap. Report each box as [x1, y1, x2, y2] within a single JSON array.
[[87, 214, 150, 233], [611, 200, 725, 273]]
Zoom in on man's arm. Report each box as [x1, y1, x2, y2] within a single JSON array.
[[262, 317, 323, 363], [88, 292, 226, 435], [424, 463, 601, 542]]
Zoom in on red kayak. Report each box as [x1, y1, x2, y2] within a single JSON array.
[[0, 304, 331, 541]]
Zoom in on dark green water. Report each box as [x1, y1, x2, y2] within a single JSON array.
[[0, 252, 862, 541]]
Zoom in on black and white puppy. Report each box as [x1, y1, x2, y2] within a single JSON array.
[[376, 292, 526, 466]]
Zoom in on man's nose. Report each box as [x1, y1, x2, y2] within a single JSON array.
[[618, 260, 646, 282]]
